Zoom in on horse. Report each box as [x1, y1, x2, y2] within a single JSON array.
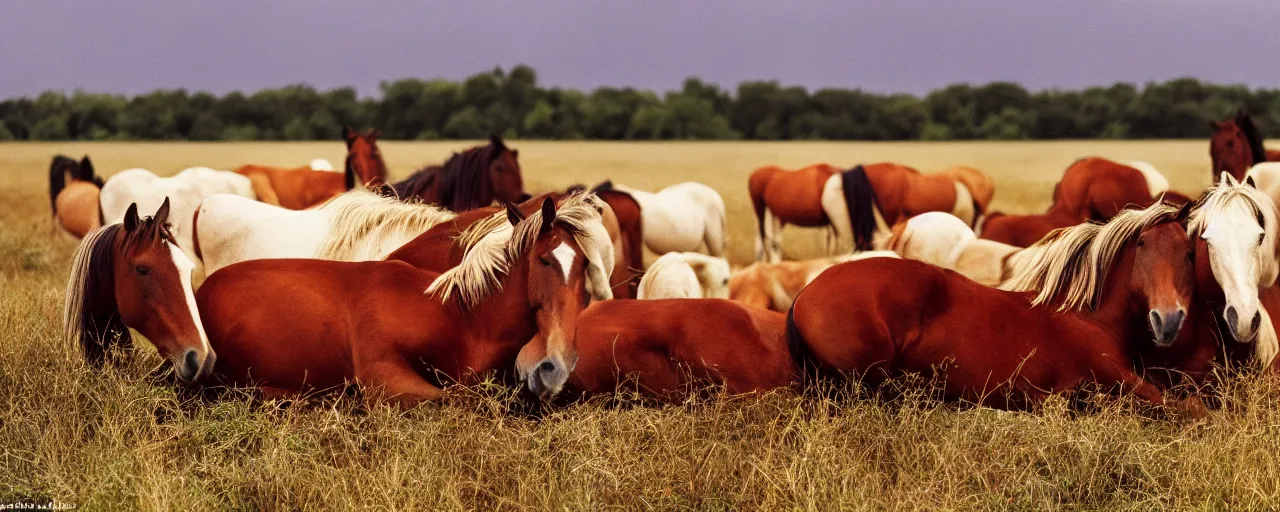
[[192, 189, 456, 279], [888, 212, 1021, 286], [978, 158, 1175, 247], [750, 163, 992, 262], [343, 126, 389, 188], [99, 166, 257, 261], [391, 135, 524, 212], [194, 195, 612, 406], [728, 252, 899, 312], [1187, 173, 1280, 346], [597, 181, 726, 257], [787, 202, 1208, 415], [520, 299, 795, 401], [1210, 110, 1280, 183], [48, 155, 104, 238], [636, 252, 731, 300], [63, 199, 215, 383], [233, 131, 369, 209]]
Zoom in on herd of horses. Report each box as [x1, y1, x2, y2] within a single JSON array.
[[43, 110, 1280, 417]]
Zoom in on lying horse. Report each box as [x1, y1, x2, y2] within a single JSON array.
[[194, 195, 612, 406], [728, 252, 898, 312], [637, 252, 731, 300], [48, 155, 104, 238], [788, 202, 1209, 415]]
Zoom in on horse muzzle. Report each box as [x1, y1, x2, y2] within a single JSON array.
[[1225, 305, 1263, 344], [175, 348, 216, 384], [524, 357, 570, 401], [1147, 308, 1186, 347]]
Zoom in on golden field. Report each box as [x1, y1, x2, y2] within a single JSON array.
[[2, 141, 1280, 510]]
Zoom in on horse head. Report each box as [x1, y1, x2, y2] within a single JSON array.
[[343, 126, 388, 189], [64, 198, 215, 382], [1210, 111, 1267, 183], [485, 135, 524, 204]]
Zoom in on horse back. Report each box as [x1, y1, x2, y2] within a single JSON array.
[[756, 164, 838, 225]]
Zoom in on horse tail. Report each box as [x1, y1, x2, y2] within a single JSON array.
[[840, 165, 879, 251], [785, 305, 817, 383], [48, 155, 76, 216]]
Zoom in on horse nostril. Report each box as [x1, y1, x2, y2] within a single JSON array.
[[1149, 311, 1162, 330], [538, 360, 557, 373], [1169, 310, 1186, 330], [184, 349, 199, 370], [1252, 312, 1263, 332], [1226, 306, 1239, 328]]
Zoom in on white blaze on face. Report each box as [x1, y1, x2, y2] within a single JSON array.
[[551, 242, 576, 284], [169, 243, 212, 354]]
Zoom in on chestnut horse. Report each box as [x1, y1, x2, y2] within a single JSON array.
[[728, 252, 899, 312], [48, 155, 104, 238], [979, 158, 1177, 247], [195, 195, 611, 406], [520, 299, 795, 400], [391, 135, 524, 211], [788, 202, 1208, 414], [63, 199, 215, 382], [1210, 110, 1280, 183], [750, 163, 993, 262]]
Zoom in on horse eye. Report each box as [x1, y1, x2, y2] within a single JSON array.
[[1136, 239, 1145, 247], [135, 265, 151, 276], [539, 256, 552, 267]]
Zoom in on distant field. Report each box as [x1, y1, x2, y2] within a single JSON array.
[[3, 141, 1280, 510]]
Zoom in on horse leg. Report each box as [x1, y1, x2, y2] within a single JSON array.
[[358, 360, 443, 408], [769, 215, 785, 263], [703, 218, 726, 258], [246, 173, 282, 206], [1107, 365, 1206, 420]]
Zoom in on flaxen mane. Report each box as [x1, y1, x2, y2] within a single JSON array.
[[426, 193, 608, 308], [315, 189, 456, 260], [1187, 178, 1280, 286], [1002, 202, 1178, 311]]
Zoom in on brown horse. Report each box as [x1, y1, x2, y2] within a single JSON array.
[[343, 127, 389, 188], [1210, 110, 1280, 183], [231, 126, 377, 209], [195, 195, 611, 406], [979, 157, 1173, 247], [750, 162, 992, 261], [391, 135, 524, 212], [520, 299, 794, 400], [63, 198, 215, 382], [787, 202, 1208, 415], [49, 155, 104, 238]]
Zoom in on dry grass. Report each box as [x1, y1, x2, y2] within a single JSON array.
[[2, 141, 1280, 510]]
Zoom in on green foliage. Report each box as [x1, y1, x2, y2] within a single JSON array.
[[3, 67, 1277, 141]]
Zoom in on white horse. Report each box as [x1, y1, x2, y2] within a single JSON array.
[[606, 181, 727, 257], [193, 189, 456, 279], [889, 212, 1020, 286], [1189, 172, 1280, 366], [99, 167, 257, 261], [637, 252, 732, 300]]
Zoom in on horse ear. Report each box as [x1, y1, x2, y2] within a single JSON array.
[[1222, 172, 1239, 186], [1174, 198, 1196, 222], [505, 202, 525, 226], [124, 203, 140, 232], [539, 196, 556, 234], [79, 156, 94, 177], [511, 149, 519, 159], [154, 197, 171, 225], [368, 129, 381, 140], [1246, 175, 1259, 189], [343, 126, 356, 146], [489, 134, 506, 151]]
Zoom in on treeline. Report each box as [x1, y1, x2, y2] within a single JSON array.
[[0, 65, 1276, 141]]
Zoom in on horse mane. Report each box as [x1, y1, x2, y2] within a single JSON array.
[[1188, 178, 1280, 285], [1235, 111, 1268, 166], [426, 193, 608, 309], [64, 216, 175, 362], [427, 138, 509, 211], [1001, 202, 1178, 311], [315, 189, 457, 261], [48, 155, 82, 215]]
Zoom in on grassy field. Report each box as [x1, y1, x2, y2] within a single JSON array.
[[3, 141, 1280, 510]]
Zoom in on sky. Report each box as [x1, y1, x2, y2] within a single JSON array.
[[3, 0, 1279, 98]]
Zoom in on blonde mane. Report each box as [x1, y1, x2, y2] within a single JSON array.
[[1187, 179, 1280, 286], [425, 193, 609, 308], [1001, 202, 1178, 311], [315, 189, 456, 260]]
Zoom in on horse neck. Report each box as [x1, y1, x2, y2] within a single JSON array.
[[1073, 246, 1142, 348], [462, 256, 536, 347]]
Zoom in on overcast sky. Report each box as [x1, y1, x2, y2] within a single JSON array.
[[3, 0, 1279, 98]]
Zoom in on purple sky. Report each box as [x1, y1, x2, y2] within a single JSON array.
[[3, 0, 1279, 98]]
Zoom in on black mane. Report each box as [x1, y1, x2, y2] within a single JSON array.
[[1235, 111, 1268, 166]]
